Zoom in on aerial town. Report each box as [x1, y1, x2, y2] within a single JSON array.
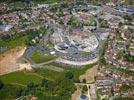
[[0, 0, 134, 100]]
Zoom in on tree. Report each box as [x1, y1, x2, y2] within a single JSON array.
[[0, 80, 4, 89], [73, 78, 80, 83], [100, 20, 109, 28], [0, 21, 3, 25], [118, 22, 123, 28], [27, 82, 34, 90], [82, 85, 88, 94], [16, 88, 23, 97], [65, 71, 74, 79], [82, 78, 86, 83], [41, 79, 49, 88]]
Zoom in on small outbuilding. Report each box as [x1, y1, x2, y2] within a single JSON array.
[[78, 95, 89, 100]]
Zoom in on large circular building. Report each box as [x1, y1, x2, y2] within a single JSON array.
[[50, 11, 101, 66], [51, 26, 100, 66]]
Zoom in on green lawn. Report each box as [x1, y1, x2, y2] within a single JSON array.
[[47, 62, 97, 79], [31, 50, 57, 64], [35, 68, 64, 81], [34, 62, 97, 82], [0, 71, 43, 86], [66, 63, 97, 79], [33, 62, 97, 81]]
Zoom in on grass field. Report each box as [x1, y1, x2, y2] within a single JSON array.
[[0, 71, 43, 86], [34, 62, 97, 81], [47, 62, 97, 79], [31, 50, 57, 64], [65, 63, 97, 79], [30, 62, 97, 82], [35, 68, 64, 81]]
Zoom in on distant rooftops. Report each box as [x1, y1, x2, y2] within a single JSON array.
[[116, 5, 134, 14]]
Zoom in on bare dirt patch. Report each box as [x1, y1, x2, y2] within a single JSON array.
[[0, 46, 31, 75], [71, 85, 82, 100], [79, 65, 98, 83]]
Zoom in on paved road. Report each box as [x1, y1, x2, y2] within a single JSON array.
[[31, 59, 57, 68], [30, 58, 65, 72]]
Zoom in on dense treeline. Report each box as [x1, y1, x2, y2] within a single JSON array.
[[0, 72, 76, 100]]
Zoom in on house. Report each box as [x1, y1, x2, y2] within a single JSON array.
[[106, 2, 115, 7], [130, 50, 134, 56], [108, 16, 123, 29], [129, 66, 134, 71], [0, 3, 8, 11], [96, 76, 113, 88]]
